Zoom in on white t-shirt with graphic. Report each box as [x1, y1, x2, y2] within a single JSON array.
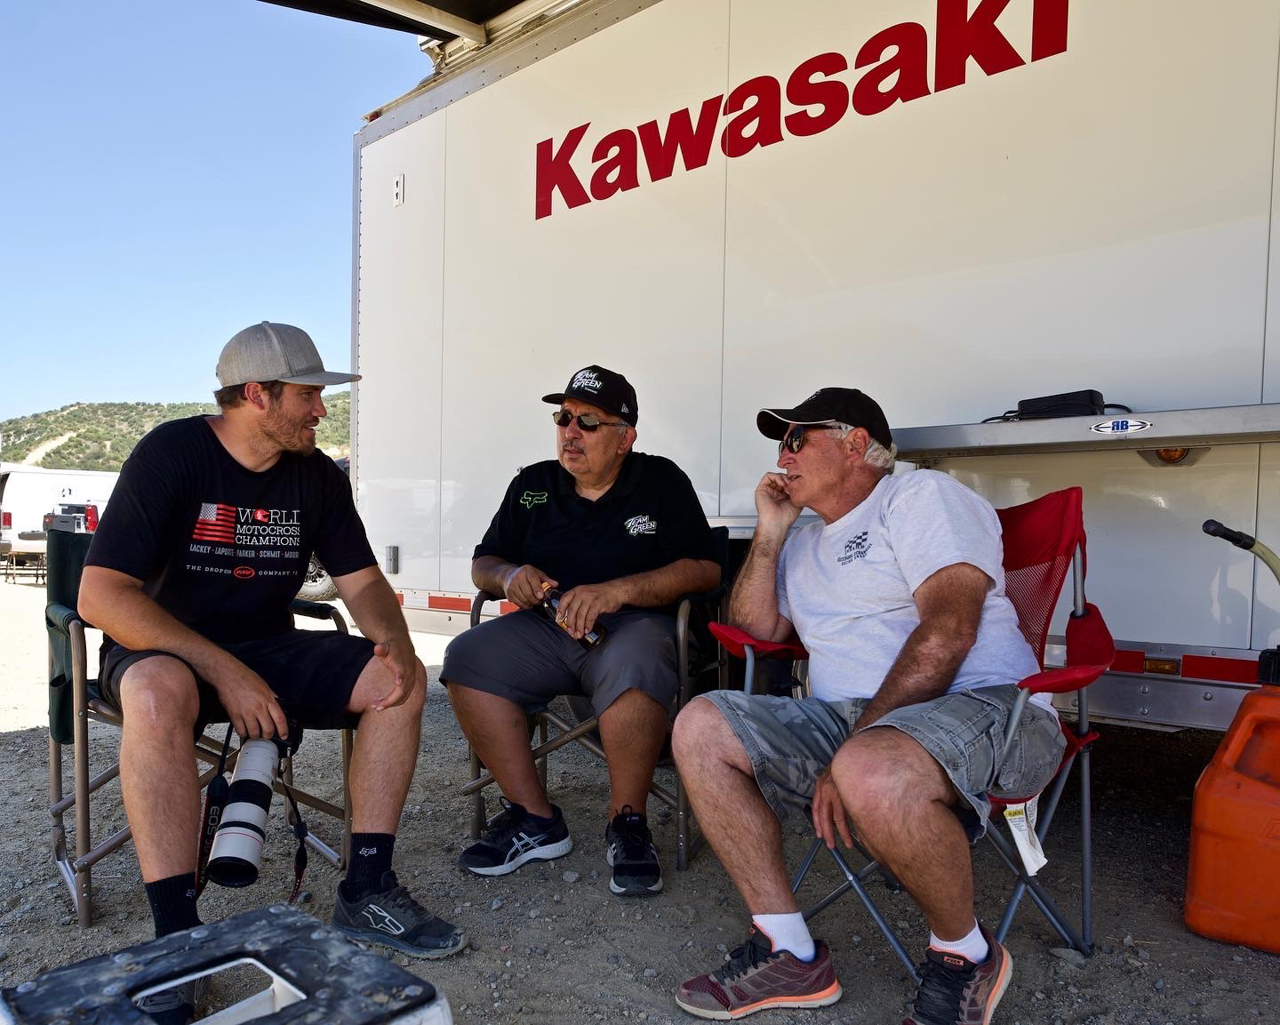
[[776, 470, 1043, 705]]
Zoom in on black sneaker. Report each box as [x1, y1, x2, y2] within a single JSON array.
[[136, 977, 207, 1025], [458, 798, 573, 877], [606, 806, 662, 896], [904, 926, 1013, 1025], [332, 870, 468, 959]]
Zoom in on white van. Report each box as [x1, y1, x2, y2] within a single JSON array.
[[0, 464, 119, 562]]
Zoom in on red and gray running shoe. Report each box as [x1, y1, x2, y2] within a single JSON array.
[[675, 928, 841, 1020], [904, 927, 1013, 1025]]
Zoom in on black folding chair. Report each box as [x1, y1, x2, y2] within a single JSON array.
[[45, 525, 356, 926], [462, 527, 729, 871]]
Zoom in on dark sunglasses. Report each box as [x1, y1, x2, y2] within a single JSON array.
[[552, 410, 627, 431], [779, 422, 843, 455]]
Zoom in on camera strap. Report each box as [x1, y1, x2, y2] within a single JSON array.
[[277, 777, 309, 904], [195, 724, 235, 898]]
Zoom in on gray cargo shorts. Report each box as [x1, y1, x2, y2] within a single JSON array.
[[701, 686, 1066, 840], [442, 608, 679, 716]]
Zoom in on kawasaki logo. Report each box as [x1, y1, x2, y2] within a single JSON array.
[[535, 0, 1067, 219]]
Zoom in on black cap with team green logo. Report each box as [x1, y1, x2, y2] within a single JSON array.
[[542, 365, 638, 426]]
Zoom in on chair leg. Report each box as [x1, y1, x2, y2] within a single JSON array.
[[987, 825, 1088, 952], [469, 748, 484, 840], [1079, 743, 1094, 951], [341, 728, 354, 870], [71, 626, 93, 928], [537, 715, 548, 791], [791, 837, 921, 984]]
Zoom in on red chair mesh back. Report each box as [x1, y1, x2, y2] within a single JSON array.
[[996, 488, 1085, 668]]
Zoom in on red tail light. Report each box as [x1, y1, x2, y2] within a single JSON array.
[[85, 504, 99, 532], [1, 511, 10, 530]]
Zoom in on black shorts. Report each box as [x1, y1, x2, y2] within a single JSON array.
[[441, 608, 679, 716], [99, 630, 375, 731]]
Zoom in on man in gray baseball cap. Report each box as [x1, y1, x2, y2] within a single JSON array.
[[216, 321, 361, 388], [80, 322, 463, 1022]]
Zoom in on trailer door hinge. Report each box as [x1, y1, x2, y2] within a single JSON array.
[[392, 174, 405, 207]]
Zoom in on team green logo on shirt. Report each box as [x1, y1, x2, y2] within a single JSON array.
[[520, 491, 548, 508]]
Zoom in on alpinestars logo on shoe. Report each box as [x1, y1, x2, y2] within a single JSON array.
[[837, 531, 871, 565], [360, 903, 406, 936]]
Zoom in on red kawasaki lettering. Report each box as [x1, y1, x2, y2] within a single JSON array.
[[784, 53, 850, 138], [721, 76, 785, 158], [535, 122, 592, 220], [638, 96, 724, 182], [590, 128, 641, 201], [935, 0, 1025, 92], [1032, 0, 1069, 61], [852, 22, 931, 116]]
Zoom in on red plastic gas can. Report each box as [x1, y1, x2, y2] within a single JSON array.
[[1185, 675, 1280, 953]]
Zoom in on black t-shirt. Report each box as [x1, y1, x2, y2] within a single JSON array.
[[85, 416, 375, 643], [473, 452, 718, 604]]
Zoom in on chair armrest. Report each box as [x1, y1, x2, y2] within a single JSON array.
[[291, 598, 340, 620], [708, 622, 808, 662], [290, 598, 348, 634], [1017, 663, 1111, 696], [471, 589, 503, 628], [46, 602, 83, 635]]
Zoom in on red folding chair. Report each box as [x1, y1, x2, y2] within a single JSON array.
[[709, 486, 1116, 978]]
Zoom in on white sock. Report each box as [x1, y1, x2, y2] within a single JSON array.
[[929, 920, 989, 964], [752, 913, 815, 962]]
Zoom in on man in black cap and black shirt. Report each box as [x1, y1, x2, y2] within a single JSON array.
[[442, 365, 720, 896]]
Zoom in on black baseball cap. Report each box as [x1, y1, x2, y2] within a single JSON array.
[[757, 388, 892, 448], [542, 365, 638, 426]]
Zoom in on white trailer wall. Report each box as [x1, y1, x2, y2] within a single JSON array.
[[355, 0, 1280, 658]]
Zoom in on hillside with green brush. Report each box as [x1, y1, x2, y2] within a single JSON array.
[[0, 391, 350, 471]]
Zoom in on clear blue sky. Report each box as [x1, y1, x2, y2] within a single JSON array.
[[1, 1, 431, 420]]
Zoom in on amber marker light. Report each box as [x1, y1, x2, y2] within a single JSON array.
[[1154, 447, 1191, 464]]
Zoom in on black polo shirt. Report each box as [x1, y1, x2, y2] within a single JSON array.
[[473, 452, 717, 603]]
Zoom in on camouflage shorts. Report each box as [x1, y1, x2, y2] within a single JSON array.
[[700, 687, 1065, 840]]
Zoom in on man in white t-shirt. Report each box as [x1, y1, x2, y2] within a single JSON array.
[[671, 388, 1065, 1025]]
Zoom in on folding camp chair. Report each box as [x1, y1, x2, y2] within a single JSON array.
[[462, 527, 730, 871], [45, 525, 356, 927], [710, 486, 1115, 977]]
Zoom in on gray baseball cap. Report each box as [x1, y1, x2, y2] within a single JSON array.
[[216, 322, 361, 388]]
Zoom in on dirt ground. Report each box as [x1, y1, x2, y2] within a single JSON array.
[[1, 575, 1278, 1025]]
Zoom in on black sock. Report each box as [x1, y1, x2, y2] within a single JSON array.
[[145, 872, 201, 938], [343, 833, 396, 900]]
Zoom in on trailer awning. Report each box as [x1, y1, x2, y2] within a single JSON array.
[[260, 1, 529, 45]]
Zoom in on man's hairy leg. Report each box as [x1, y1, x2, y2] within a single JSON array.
[[446, 681, 552, 818], [597, 688, 667, 815], [830, 726, 975, 939], [117, 657, 202, 881], [346, 657, 427, 832], [672, 697, 797, 912]]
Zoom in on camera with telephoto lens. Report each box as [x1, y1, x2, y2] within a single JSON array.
[[206, 722, 301, 888]]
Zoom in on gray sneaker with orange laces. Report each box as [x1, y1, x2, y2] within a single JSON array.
[[904, 927, 1013, 1025], [675, 928, 841, 1019]]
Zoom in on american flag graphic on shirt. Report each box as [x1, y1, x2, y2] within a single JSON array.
[[193, 502, 237, 543]]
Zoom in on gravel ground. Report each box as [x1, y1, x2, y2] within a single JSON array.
[[1, 576, 1278, 1024]]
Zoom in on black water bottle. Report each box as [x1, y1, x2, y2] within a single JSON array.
[[542, 588, 607, 649]]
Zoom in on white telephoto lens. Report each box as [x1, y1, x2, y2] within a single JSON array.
[[207, 738, 280, 888]]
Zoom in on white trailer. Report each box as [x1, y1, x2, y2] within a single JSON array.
[[332, 0, 1280, 731]]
